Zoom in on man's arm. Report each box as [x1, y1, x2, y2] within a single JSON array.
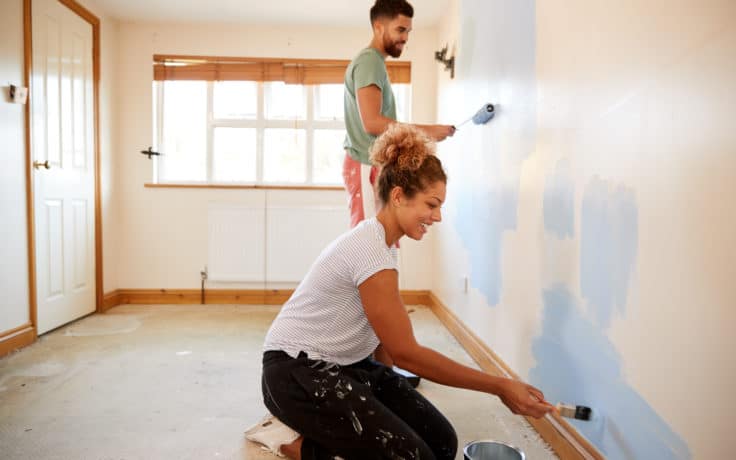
[[357, 85, 456, 141], [356, 85, 395, 135]]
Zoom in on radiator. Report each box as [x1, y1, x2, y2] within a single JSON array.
[[207, 204, 265, 282], [266, 205, 349, 282], [208, 203, 349, 283]]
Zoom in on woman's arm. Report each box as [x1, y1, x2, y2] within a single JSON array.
[[359, 269, 554, 419], [373, 343, 394, 367]]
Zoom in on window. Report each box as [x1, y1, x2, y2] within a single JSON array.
[[152, 57, 411, 186]]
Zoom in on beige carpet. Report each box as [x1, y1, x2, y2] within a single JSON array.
[[0, 304, 557, 459]]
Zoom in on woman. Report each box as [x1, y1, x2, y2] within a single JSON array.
[[248, 124, 554, 459]]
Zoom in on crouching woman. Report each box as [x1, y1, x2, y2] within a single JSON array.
[[254, 123, 553, 459]]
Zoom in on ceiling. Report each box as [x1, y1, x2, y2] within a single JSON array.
[[91, 0, 448, 27]]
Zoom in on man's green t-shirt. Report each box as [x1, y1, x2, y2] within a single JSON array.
[[343, 47, 397, 165]]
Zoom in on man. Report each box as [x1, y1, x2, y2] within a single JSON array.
[[343, 0, 456, 228], [343, 0, 456, 387]]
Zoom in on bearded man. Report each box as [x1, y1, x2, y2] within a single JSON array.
[[342, 0, 456, 388], [342, 0, 456, 228]]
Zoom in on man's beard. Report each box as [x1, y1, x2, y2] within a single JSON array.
[[384, 37, 405, 58]]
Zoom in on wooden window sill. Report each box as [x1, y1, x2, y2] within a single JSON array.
[[144, 183, 343, 191]]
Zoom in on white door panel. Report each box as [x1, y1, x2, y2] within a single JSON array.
[[71, 199, 89, 290], [44, 199, 64, 298], [32, 0, 95, 334]]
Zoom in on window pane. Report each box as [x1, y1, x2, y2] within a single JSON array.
[[213, 127, 256, 182], [314, 84, 343, 121], [161, 81, 207, 181], [263, 128, 306, 183], [394, 83, 411, 122], [265, 82, 306, 119], [313, 129, 345, 184], [213, 81, 257, 119]]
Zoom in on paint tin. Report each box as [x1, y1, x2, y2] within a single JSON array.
[[463, 440, 525, 460]]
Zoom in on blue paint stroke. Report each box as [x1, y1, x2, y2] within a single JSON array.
[[450, 181, 518, 306], [446, 0, 536, 306], [580, 176, 638, 328], [530, 286, 692, 459], [543, 159, 575, 239]]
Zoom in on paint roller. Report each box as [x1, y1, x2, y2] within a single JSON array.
[[453, 103, 495, 129]]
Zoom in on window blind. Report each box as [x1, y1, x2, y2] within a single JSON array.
[[152, 54, 411, 84]]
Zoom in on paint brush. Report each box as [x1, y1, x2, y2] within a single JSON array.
[[556, 403, 592, 421]]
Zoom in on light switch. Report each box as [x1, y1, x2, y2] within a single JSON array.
[[9, 84, 28, 104]]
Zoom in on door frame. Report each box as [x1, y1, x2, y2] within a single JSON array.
[[23, 0, 103, 333]]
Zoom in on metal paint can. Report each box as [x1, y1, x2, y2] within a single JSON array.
[[463, 440, 526, 460]]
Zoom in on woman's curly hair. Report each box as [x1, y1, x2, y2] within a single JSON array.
[[369, 123, 447, 204]]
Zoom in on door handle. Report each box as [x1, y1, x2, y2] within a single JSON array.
[[33, 160, 51, 170]]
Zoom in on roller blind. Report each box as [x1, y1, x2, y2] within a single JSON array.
[[152, 54, 411, 84]]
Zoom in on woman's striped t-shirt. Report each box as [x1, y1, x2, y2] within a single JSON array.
[[263, 217, 398, 365]]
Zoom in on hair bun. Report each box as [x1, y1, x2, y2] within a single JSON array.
[[370, 123, 435, 172]]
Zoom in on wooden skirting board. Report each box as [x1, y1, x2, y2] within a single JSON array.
[[0, 324, 37, 358], [425, 292, 604, 460], [101, 289, 293, 309], [101, 289, 431, 311]]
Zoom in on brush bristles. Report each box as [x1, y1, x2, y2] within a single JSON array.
[[556, 403, 592, 421]]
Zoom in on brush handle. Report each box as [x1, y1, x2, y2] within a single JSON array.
[[454, 116, 473, 128]]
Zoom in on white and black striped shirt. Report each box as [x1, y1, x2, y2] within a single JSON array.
[[263, 217, 398, 365]]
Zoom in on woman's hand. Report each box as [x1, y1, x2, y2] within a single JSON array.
[[497, 378, 556, 419]]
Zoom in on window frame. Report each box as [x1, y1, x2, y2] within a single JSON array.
[[152, 80, 411, 187]]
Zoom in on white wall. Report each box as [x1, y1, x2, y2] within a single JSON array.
[[434, 0, 735, 458], [114, 21, 440, 290], [98, 6, 120, 294], [0, 0, 30, 332]]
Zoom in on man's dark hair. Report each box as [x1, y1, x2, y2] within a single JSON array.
[[370, 0, 414, 24]]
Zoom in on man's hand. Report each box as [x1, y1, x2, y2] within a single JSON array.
[[424, 124, 456, 141]]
